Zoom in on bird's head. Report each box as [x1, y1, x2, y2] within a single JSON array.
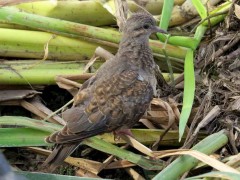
[[122, 12, 167, 39]]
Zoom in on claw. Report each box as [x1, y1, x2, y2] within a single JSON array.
[[113, 129, 134, 141]]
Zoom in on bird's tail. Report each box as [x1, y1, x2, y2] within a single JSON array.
[[42, 144, 79, 172]]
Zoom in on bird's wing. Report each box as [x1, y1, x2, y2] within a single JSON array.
[[46, 69, 153, 144]]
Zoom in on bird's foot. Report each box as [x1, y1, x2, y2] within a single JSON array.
[[113, 129, 134, 141]]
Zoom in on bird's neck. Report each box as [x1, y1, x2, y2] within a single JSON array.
[[117, 36, 155, 71]]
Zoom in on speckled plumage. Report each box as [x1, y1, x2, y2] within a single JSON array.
[[44, 12, 167, 171]]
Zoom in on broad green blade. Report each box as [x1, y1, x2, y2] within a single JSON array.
[[157, 0, 175, 84], [0, 116, 163, 170], [16, 1, 115, 26], [101, 129, 205, 146], [185, 171, 240, 180], [0, 128, 50, 147], [179, 49, 195, 140], [16, 171, 101, 180], [83, 136, 163, 170], [0, 116, 200, 146], [0, 116, 62, 132], [0, 6, 186, 59], [153, 130, 228, 180], [159, 0, 174, 30]]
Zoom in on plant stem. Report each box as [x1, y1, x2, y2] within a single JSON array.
[[153, 130, 229, 180], [0, 6, 187, 59]]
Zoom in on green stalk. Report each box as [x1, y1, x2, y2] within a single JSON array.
[[84, 137, 164, 170], [17, 171, 98, 180], [153, 52, 184, 70], [157, 1, 231, 49], [0, 128, 50, 147], [185, 171, 240, 180], [192, 0, 207, 19], [0, 127, 205, 147], [0, 22, 31, 30], [153, 130, 229, 180], [0, 0, 46, 6], [0, 60, 180, 84], [0, 28, 116, 60], [202, 1, 231, 27], [158, 35, 198, 50], [105, 0, 185, 16], [193, 25, 207, 49], [0, 27, 184, 70], [0, 116, 62, 133], [2, 60, 97, 69], [0, 6, 187, 59], [156, 0, 198, 49], [100, 129, 206, 146], [0, 116, 163, 170], [0, 68, 87, 85], [0, 7, 120, 44], [16, 1, 115, 26]]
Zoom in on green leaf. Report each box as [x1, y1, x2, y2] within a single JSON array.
[[0, 116, 202, 146], [83, 136, 163, 170], [0, 116, 62, 132], [0, 6, 186, 60], [194, 25, 207, 49], [192, 0, 207, 19], [159, 0, 174, 30], [16, 171, 101, 180], [0, 116, 163, 170], [179, 49, 195, 141], [0, 128, 50, 147], [157, 0, 175, 84], [202, 1, 231, 27], [153, 130, 229, 180], [157, 0, 199, 50], [185, 171, 240, 180]]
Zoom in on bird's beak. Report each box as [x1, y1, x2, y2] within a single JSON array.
[[152, 26, 168, 34]]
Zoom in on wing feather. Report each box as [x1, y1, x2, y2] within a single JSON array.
[[46, 69, 153, 144]]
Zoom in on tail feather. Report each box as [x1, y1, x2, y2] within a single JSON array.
[[43, 144, 79, 172]]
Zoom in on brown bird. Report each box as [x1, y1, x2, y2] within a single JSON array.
[[44, 12, 167, 171]]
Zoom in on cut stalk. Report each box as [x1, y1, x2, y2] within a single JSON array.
[[0, 60, 180, 84], [104, 0, 185, 16], [16, 1, 115, 26], [0, 28, 116, 60], [153, 130, 229, 180], [0, 116, 163, 170], [0, 6, 187, 59]]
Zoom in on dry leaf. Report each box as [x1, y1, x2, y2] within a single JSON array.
[[120, 135, 154, 157], [28, 147, 102, 174], [235, 4, 240, 19], [153, 149, 240, 174], [0, 90, 40, 102]]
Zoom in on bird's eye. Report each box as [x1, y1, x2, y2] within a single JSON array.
[[143, 24, 150, 29]]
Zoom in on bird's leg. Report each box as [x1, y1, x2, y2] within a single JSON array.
[[113, 129, 134, 141]]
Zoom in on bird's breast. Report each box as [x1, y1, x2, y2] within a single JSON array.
[[138, 70, 157, 96]]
